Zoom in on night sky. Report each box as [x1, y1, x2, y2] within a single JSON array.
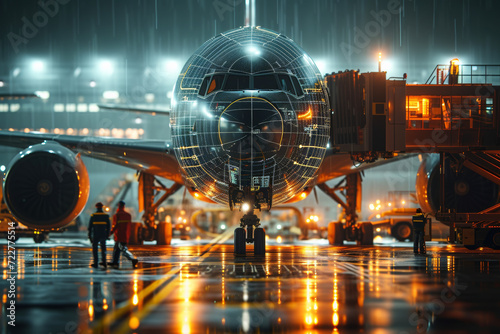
[[1, 0, 500, 82]]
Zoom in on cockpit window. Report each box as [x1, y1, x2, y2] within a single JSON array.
[[198, 76, 210, 96], [291, 76, 304, 97], [278, 74, 295, 95], [225, 74, 250, 90], [207, 74, 225, 95], [253, 74, 279, 90], [198, 72, 304, 97]]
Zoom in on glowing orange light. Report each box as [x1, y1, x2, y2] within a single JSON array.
[[300, 192, 307, 199], [88, 304, 94, 320], [132, 294, 139, 305], [129, 316, 140, 329], [194, 192, 200, 198], [333, 313, 339, 326], [298, 108, 313, 119], [277, 236, 283, 243]]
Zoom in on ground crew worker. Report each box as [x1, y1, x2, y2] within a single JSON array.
[[88, 202, 110, 268], [110, 201, 138, 268], [412, 208, 426, 254]]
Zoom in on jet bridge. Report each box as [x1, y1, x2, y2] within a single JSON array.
[[325, 64, 500, 249]]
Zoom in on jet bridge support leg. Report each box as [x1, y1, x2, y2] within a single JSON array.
[[318, 172, 373, 246], [129, 172, 183, 245]]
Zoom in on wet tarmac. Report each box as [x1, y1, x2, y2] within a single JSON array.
[[2, 232, 500, 334]]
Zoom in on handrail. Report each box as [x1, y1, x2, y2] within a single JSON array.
[[425, 64, 500, 85]]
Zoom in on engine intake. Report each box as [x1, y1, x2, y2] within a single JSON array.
[[416, 154, 499, 214], [3, 142, 89, 229]]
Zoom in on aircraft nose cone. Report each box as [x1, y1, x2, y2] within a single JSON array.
[[218, 97, 283, 161]]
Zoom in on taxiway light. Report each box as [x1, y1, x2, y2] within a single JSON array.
[[0, 165, 5, 172], [277, 224, 282, 230], [276, 236, 283, 243], [220, 224, 226, 230], [369, 204, 375, 210], [0, 81, 4, 87], [89, 80, 96, 88]]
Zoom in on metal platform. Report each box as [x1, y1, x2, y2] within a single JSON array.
[[325, 66, 500, 249]]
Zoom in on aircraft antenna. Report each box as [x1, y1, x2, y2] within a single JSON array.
[[244, 0, 256, 27]]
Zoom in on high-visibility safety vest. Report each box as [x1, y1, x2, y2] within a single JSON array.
[[112, 209, 132, 243], [88, 211, 111, 240], [412, 213, 426, 231]]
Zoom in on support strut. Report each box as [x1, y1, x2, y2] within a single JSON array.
[[138, 171, 183, 241], [317, 172, 362, 241]]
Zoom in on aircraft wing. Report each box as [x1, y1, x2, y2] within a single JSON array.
[[316, 151, 414, 184], [98, 104, 170, 116], [0, 131, 184, 184]]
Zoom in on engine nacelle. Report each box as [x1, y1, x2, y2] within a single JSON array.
[[3, 142, 89, 230], [416, 154, 499, 214]]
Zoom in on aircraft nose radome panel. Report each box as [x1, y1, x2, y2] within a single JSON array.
[[218, 98, 283, 161], [171, 26, 330, 206]]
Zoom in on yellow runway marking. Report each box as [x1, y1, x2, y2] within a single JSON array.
[[99, 229, 235, 334]]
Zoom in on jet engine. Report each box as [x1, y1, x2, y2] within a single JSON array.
[[416, 154, 499, 215], [2, 142, 89, 230]]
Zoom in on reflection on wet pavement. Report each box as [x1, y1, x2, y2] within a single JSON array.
[[1, 236, 500, 333]]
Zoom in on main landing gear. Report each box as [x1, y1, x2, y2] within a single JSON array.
[[318, 172, 374, 246], [129, 172, 183, 245]]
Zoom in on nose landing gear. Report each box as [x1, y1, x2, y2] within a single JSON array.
[[234, 210, 266, 256], [229, 184, 271, 256]]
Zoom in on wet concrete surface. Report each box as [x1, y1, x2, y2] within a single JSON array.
[[1, 233, 500, 334]]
